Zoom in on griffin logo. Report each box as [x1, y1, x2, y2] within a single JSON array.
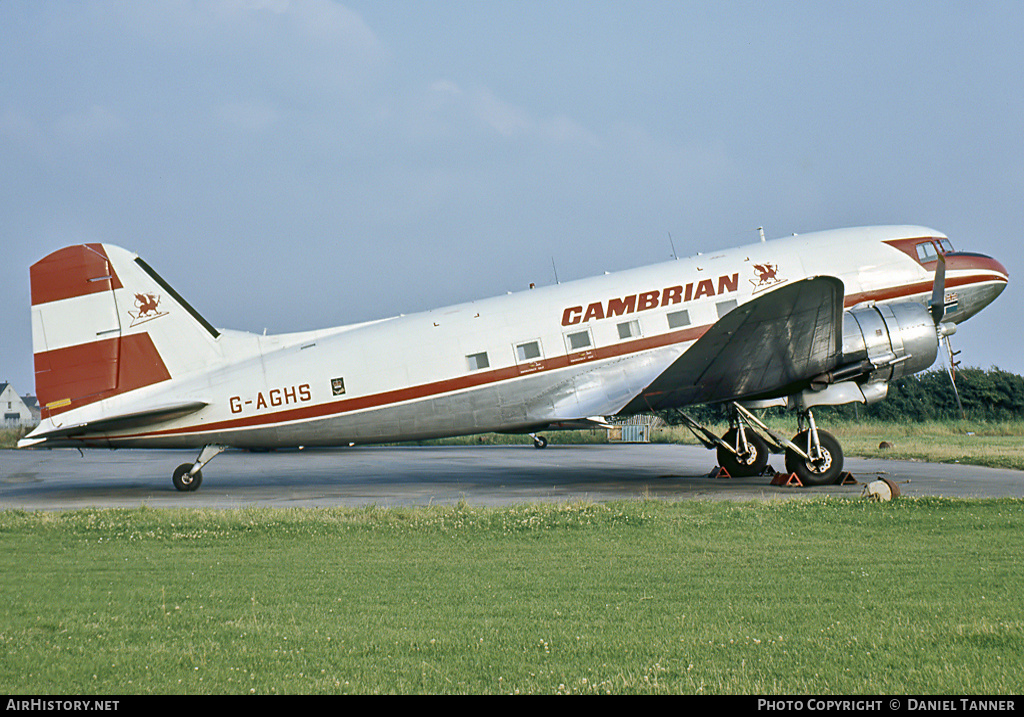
[[129, 292, 169, 327], [750, 263, 786, 294]]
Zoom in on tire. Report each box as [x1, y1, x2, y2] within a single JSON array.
[[533, 435, 548, 449], [172, 463, 202, 492], [784, 430, 843, 486], [717, 428, 770, 477]]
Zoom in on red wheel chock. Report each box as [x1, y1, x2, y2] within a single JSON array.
[[770, 472, 804, 487]]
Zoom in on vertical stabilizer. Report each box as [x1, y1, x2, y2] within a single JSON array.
[[30, 244, 221, 419]]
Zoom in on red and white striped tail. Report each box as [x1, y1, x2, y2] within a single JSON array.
[[30, 244, 221, 420]]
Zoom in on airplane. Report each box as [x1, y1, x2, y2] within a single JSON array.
[[18, 225, 1007, 491]]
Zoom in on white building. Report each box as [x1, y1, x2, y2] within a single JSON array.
[[1, 383, 39, 427]]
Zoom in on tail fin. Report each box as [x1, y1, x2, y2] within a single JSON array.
[[30, 244, 221, 420]]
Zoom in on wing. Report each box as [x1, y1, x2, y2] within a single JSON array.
[[621, 276, 844, 412]]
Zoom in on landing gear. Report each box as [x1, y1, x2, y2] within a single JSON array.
[[678, 407, 772, 478], [716, 426, 770, 477], [172, 444, 226, 492], [172, 463, 202, 492], [680, 404, 845, 485], [785, 429, 843, 486], [529, 433, 548, 449]]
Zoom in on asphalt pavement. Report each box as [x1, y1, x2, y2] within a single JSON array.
[[2, 443, 1022, 510]]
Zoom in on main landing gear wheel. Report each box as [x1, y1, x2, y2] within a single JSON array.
[[784, 429, 843, 486], [172, 463, 203, 492], [717, 428, 770, 477]]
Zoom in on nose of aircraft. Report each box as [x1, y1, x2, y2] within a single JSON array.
[[944, 251, 1008, 320]]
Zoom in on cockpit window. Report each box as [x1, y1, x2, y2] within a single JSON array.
[[916, 242, 938, 262], [938, 238, 954, 253]]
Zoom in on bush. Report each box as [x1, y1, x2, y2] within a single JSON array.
[[656, 367, 1024, 424]]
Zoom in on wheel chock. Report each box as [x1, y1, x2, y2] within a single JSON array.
[[770, 472, 804, 487], [838, 471, 859, 486], [708, 466, 732, 478]]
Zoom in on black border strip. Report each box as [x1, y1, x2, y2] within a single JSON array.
[[134, 257, 220, 339]]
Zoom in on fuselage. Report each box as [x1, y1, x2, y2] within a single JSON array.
[[22, 226, 1008, 450]]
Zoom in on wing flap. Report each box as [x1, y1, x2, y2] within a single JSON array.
[[622, 276, 844, 412]]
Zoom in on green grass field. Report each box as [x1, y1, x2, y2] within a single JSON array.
[[2, 500, 1023, 694], [652, 419, 1024, 471], [408, 419, 1024, 471]]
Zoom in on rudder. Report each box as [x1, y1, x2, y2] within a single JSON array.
[[30, 244, 221, 419]]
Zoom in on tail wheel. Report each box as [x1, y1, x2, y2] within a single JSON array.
[[533, 435, 548, 449], [172, 463, 202, 492], [784, 430, 843, 486], [717, 428, 770, 477]]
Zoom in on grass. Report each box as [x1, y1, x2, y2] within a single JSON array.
[[414, 419, 1024, 471], [0, 427, 28, 449], [2, 500, 1023, 694], [825, 420, 1024, 471]]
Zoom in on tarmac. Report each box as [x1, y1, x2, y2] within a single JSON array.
[[2, 443, 1023, 510]]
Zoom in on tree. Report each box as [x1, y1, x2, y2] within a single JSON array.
[[655, 368, 1024, 424]]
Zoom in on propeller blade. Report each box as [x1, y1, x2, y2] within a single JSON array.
[[929, 253, 947, 324]]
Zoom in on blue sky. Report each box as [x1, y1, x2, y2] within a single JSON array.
[[2, 1, 1022, 395]]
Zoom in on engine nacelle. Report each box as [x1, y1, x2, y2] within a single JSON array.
[[742, 301, 946, 412], [840, 303, 939, 381]]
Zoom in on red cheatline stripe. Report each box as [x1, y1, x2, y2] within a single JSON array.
[[31, 244, 124, 306], [105, 324, 713, 440], [844, 272, 1007, 307], [58, 268, 1010, 442]]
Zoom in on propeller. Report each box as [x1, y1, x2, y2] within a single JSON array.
[[928, 253, 966, 418], [928, 253, 947, 325]]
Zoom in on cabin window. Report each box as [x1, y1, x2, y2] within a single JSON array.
[[938, 238, 954, 253], [916, 242, 938, 262], [565, 330, 592, 352], [716, 300, 737, 318], [467, 352, 490, 371], [667, 310, 690, 329], [515, 340, 542, 362], [617, 320, 641, 340]]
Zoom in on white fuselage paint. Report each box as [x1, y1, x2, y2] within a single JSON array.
[[24, 226, 1008, 449]]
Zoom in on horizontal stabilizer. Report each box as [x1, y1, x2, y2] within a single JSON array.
[[19, 400, 208, 444]]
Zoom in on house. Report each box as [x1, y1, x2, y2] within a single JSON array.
[[1, 382, 38, 427]]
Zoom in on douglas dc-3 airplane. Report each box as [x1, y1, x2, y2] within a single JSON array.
[[19, 225, 1007, 491]]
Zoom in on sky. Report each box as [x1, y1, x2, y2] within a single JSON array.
[[2, 1, 1022, 396]]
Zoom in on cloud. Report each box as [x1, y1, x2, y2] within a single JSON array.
[[423, 80, 599, 148]]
